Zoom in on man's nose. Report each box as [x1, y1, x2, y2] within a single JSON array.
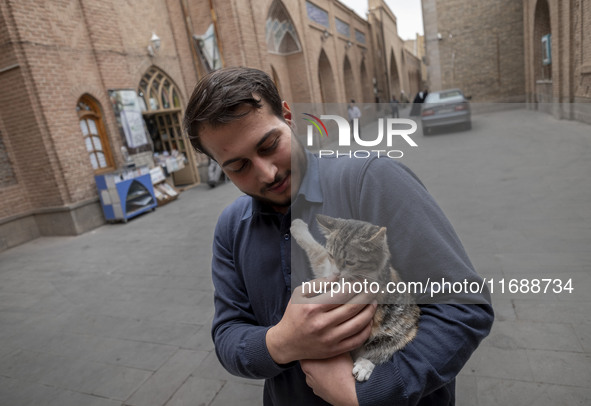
[[253, 157, 277, 184]]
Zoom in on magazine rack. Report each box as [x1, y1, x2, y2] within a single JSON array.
[[95, 169, 157, 222]]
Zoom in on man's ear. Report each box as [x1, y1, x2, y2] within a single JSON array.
[[282, 101, 292, 126]]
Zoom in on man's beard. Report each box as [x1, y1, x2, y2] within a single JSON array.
[[249, 138, 307, 211], [249, 171, 292, 209]]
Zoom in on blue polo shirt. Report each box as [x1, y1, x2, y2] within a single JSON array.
[[210, 151, 493, 405]]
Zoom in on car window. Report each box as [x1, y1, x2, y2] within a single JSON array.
[[424, 93, 438, 103], [425, 90, 464, 103], [440, 90, 462, 99]]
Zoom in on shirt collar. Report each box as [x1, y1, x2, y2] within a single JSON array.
[[296, 149, 323, 204]]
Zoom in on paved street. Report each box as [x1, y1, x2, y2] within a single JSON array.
[[0, 107, 590, 405]]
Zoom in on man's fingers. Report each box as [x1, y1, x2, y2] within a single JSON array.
[[336, 316, 374, 351], [345, 291, 377, 305], [319, 302, 376, 352]]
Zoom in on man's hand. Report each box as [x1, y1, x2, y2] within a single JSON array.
[[301, 353, 359, 406], [266, 277, 377, 364]]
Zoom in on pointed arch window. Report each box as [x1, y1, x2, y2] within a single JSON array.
[[136, 66, 204, 185], [137, 66, 182, 113], [266, 0, 302, 55], [77, 95, 114, 173]]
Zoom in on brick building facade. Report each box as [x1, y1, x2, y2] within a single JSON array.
[[405, 34, 427, 94], [422, 0, 526, 102], [0, 0, 422, 251], [523, 0, 591, 123], [421, 0, 591, 122], [367, 0, 423, 103]]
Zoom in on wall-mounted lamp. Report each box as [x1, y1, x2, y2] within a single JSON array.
[[437, 32, 443, 41], [345, 41, 353, 50], [321, 29, 332, 42], [147, 32, 161, 57]]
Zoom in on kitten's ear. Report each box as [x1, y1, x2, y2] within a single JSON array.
[[316, 214, 337, 236], [368, 227, 387, 245]]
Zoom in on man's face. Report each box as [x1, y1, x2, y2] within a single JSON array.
[[199, 99, 304, 212]]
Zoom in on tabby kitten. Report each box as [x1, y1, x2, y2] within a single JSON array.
[[291, 214, 420, 381]]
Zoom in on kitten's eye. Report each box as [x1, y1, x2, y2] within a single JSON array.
[[345, 260, 355, 267]]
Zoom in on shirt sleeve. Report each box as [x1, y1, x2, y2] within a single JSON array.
[[353, 158, 494, 405], [210, 205, 294, 379]]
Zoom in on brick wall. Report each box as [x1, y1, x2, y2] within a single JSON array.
[[573, 0, 591, 101], [423, 0, 525, 102], [424, 0, 590, 108], [522, 0, 591, 122]]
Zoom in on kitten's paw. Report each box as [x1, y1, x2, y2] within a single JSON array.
[[352, 358, 375, 382], [290, 219, 309, 242]]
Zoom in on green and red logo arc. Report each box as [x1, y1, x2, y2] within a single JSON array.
[[302, 113, 329, 138]]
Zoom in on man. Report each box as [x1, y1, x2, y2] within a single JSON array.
[[409, 89, 429, 117], [183, 67, 493, 405], [390, 96, 400, 118], [347, 99, 362, 135], [207, 157, 224, 188]]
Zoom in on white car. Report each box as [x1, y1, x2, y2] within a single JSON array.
[[421, 89, 471, 135]]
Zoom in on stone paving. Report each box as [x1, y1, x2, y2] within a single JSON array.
[[0, 107, 590, 405]]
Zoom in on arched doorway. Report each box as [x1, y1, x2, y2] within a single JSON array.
[[76, 95, 115, 174], [318, 50, 337, 103], [408, 70, 420, 97], [265, 0, 308, 102], [389, 49, 401, 101], [137, 66, 202, 186], [533, 0, 552, 104], [343, 55, 355, 102], [360, 60, 372, 103]]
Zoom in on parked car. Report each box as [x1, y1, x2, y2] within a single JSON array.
[[420, 89, 471, 135]]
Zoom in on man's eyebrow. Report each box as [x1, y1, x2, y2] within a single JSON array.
[[221, 128, 280, 168], [255, 128, 280, 148]]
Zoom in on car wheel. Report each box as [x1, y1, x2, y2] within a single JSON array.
[[464, 121, 472, 131], [422, 127, 431, 136]]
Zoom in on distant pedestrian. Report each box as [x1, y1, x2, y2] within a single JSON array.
[[400, 90, 408, 108], [389, 96, 399, 118], [207, 158, 223, 188], [409, 89, 429, 116], [347, 99, 362, 135]]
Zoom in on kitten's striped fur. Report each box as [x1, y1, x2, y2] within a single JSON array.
[[291, 214, 420, 381]]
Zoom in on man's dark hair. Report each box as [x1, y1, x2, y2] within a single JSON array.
[[183, 67, 283, 157]]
